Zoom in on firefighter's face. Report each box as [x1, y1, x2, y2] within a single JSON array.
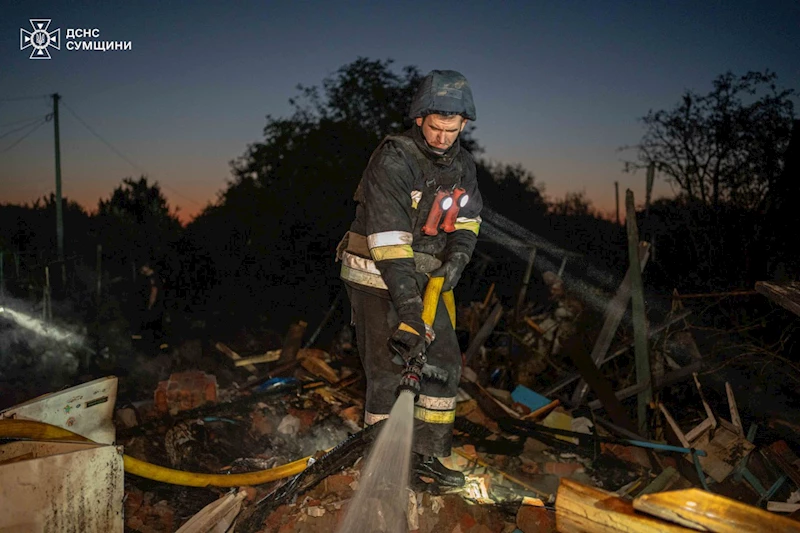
[[416, 114, 467, 151]]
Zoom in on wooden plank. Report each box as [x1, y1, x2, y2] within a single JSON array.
[[571, 242, 650, 405], [587, 361, 701, 411], [521, 399, 560, 421], [567, 335, 639, 435], [755, 281, 800, 317], [725, 383, 743, 436], [542, 309, 690, 398], [556, 478, 694, 533], [658, 403, 691, 448], [515, 247, 537, 320], [464, 302, 503, 363], [637, 467, 679, 496], [693, 373, 717, 429], [767, 502, 800, 513], [234, 349, 281, 366], [626, 190, 651, 436], [278, 321, 307, 364], [634, 487, 800, 533], [214, 342, 258, 375], [763, 440, 800, 488]]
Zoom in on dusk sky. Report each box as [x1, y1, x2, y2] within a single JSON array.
[[2, 1, 798, 223]]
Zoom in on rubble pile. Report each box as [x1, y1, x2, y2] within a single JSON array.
[[2, 268, 800, 532]]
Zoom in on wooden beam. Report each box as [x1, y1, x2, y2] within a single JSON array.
[[214, 342, 258, 375], [234, 349, 281, 366], [464, 302, 503, 363], [542, 309, 690, 398], [634, 487, 800, 533], [566, 335, 639, 435], [587, 361, 701, 411], [571, 242, 650, 405], [556, 478, 694, 533], [726, 383, 743, 436], [755, 281, 800, 317], [626, 190, 652, 436]]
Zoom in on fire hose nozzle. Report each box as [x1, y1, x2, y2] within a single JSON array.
[[396, 353, 424, 400]]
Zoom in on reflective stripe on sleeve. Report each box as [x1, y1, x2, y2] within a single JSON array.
[[367, 231, 413, 249], [454, 216, 481, 235], [370, 244, 414, 261], [411, 190, 422, 209]]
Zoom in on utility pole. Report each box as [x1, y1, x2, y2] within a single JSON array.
[[52, 93, 64, 262], [614, 181, 620, 225]]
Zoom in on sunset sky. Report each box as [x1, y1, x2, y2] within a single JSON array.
[[2, 1, 798, 223]]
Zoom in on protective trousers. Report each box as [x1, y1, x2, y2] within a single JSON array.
[[346, 284, 462, 457]]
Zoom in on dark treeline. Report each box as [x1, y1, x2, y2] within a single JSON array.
[[1, 59, 797, 345]]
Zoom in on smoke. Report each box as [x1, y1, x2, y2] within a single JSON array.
[[0, 296, 90, 406], [480, 206, 669, 319]]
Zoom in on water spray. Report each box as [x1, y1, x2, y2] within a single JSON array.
[[336, 276, 445, 533]]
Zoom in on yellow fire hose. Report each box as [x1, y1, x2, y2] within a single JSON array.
[[0, 281, 457, 488], [0, 418, 310, 487], [423, 276, 456, 330]]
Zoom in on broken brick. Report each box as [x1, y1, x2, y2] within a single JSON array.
[[154, 371, 217, 414], [288, 407, 317, 431], [516, 505, 556, 533], [325, 473, 356, 495]]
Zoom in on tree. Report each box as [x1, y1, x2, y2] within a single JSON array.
[[95, 176, 182, 271], [625, 71, 795, 210], [549, 190, 595, 217]]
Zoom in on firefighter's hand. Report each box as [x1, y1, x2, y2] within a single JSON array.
[[420, 363, 449, 383], [430, 252, 470, 292], [389, 322, 425, 365]]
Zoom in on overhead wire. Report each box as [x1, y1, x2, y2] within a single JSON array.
[[60, 100, 204, 208], [0, 117, 49, 154], [0, 95, 50, 103]]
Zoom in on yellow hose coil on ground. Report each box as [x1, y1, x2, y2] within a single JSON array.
[[0, 418, 310, 487]]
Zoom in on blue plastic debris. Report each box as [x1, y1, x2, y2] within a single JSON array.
[[253, 377, 299, 393], [511, 385, 551, 412]]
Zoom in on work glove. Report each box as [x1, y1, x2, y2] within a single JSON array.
[[420, 363, 449, 383], [430, 252, 470, 292], [388, 300, 426, 365]]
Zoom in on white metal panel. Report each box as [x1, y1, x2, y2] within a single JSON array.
[[0, 440, 124, 532], [0, 376, 117, 444]]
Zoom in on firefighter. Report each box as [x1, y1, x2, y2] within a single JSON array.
[[337, 70, 482, 487]]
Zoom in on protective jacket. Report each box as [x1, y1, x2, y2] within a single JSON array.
[[337, 124, 482, 457], [339, 125, 482, 296]]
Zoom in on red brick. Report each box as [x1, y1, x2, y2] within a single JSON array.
[[325, 473, 356, 495], [516, 505, 556, 533], [460, 512, 477, 530], [288, 407, 316, 431], [154, 371, 217, 414]]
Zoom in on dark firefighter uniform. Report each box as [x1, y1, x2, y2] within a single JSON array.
[[337, 117, 482, 459]]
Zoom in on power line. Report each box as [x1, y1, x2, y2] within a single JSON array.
[[60, 100, 204, 208], [0, 115, 49, 129], [0, 116, 48, 141], [0, 118, 48, 154], [0, 95, 49, 103]]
